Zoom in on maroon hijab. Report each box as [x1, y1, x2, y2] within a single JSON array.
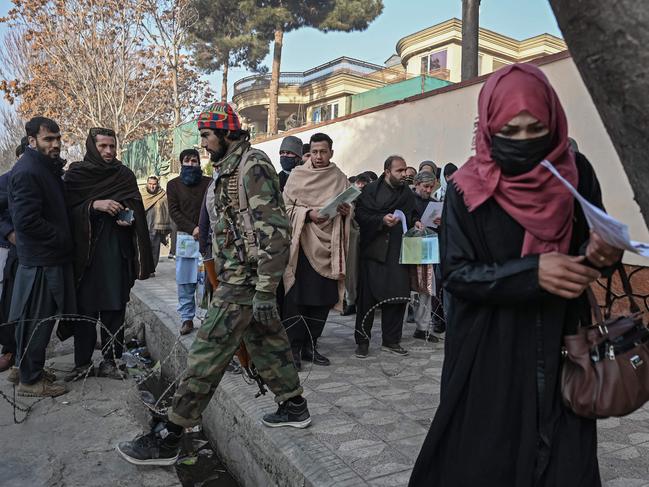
[[452, 63, 578, 256]]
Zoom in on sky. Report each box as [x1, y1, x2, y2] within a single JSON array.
[[0, 0, 563, 104]]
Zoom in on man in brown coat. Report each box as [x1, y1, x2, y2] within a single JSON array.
[[166, 149, 211, 335]]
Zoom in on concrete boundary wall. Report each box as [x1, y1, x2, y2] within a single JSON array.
[[254, 52, 649, 266], [126, 282, 367, 487]]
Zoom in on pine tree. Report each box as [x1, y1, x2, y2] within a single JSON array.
[[252, 0, 384, 135], [187, 0, 269, 101]]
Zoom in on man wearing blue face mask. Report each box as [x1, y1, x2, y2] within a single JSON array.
[[278, 136, 303, 192], [167, 149, 211, 335]]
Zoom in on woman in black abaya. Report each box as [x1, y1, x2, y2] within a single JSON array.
[[409, 64, 623, 487]]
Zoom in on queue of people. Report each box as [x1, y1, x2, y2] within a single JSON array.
[[0, 63, 628, 486]]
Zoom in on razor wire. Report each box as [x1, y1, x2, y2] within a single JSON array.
[[0, 291, 446, 423]]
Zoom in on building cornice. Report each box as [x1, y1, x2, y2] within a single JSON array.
[[396, 17, 566, 66]]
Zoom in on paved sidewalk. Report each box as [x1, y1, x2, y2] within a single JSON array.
[[136, 258, 649, 486]]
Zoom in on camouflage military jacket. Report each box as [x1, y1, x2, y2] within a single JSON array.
[[209, 140, 290, 303]]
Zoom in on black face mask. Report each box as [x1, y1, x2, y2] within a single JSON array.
[[491, 133, 553, 176], [279, 155, 300, 172], [180, 165, 203, 186]]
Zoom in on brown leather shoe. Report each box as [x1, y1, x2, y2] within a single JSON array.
[[180, 320, 194, 335], [18, 379, 67, 398], [7, 366, 18, 384], [8, 367, 56, 384], [0, 352, 14, 372]]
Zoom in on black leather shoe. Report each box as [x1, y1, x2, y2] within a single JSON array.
[[302, 347, 331, 366], [413, 329, 440, 343]]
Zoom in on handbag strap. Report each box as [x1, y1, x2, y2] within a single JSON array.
[[607, 264, 641, 314], [587, 264, 641, 334], [586, 287, 605, 327]]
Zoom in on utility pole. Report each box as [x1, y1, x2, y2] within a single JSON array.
[[461, 0, 481, 81]]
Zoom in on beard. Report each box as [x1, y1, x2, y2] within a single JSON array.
[[35, 141, 60, 160], [208, 136, 228, 164], [388, 174, 404, 186], [146, 187, 159, 195]]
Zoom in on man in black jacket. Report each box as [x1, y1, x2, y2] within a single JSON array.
[[8, 117, 74, 397], [353, 155, 417, 359]]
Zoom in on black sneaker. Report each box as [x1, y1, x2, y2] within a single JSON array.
[[302, 347, 331, 366], [355, 343, 369, 358], [381, 343, 409, 356], [261, 398, 311, 428], [413, 330, 440, 343], [117, 422, 181, 466]]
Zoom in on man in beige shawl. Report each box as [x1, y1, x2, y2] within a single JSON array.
[[282, 133, 352, 370], [141, 175, 171, 273]]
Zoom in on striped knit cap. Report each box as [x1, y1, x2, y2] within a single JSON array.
[[197, 102, 241, 131]]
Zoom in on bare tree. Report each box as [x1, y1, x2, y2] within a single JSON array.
[[0, 105, 25, 172], [141, 0, 200, 127], [1, 0, 209, 152]]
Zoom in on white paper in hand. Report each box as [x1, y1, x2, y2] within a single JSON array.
[[420, 201, 444, 228], [318, 186, 362, 219], [393, 209, 409, 234], [541, 160, 649, 258]]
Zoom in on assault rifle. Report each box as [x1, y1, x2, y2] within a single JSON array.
[[235, 343, 267, 398]]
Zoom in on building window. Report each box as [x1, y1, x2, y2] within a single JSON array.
[[311, 101, 340, 123], [420, 49, 448, 75]]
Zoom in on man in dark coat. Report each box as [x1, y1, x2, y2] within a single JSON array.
[[354, 155, 416, 358], [63, 127, 154, 381], [166, 149, 211, 335], [8, 117, 74, 397]]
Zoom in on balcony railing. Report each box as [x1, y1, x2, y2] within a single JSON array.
[[233, 56, 389, 96]]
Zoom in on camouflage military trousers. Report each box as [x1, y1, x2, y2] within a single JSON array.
[[168, 300, 303, 427]]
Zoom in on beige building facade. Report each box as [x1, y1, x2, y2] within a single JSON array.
[[232, 18, 566, 137], [396, 18, 566, 82], [251, 52, 648, 266]]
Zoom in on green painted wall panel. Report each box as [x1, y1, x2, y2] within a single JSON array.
[[350, 76, 452, 114]]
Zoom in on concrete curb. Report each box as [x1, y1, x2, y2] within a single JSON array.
[[127, 284, 368, 487]]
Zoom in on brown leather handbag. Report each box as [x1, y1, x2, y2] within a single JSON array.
[[561, 266, 649, 419]]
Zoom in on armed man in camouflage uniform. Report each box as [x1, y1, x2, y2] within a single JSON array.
[[117, 102, 311, 466]]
